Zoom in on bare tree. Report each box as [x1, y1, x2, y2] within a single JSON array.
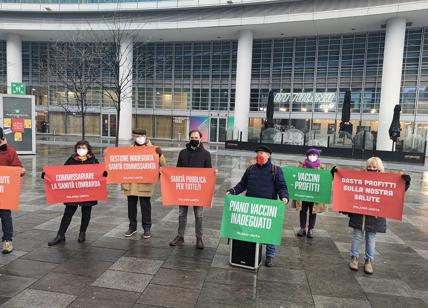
[[46, 34, 104, 140], [98, 16, 149, 146]]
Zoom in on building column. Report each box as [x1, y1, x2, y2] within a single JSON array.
[[377, 17, 406, 151], [233, 30, 253, 141], [119, 37, 133, 141], [6, 34, 22, 94]]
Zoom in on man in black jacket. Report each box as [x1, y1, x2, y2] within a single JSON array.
[[169, 130, 212, 249]]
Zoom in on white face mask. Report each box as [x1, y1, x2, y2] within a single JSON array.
[[136, 136, 146, 145], [77, 148, 88, 157], [308, 154, 318, 162]]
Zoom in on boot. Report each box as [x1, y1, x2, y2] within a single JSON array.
[[48, 234, 65, 246], [169, 235, 184, 246], [78, 232, 86, 243], [364, 259, 374, 274], [349, 256, 358, 271], [307, 229, 314, 239], [2, 241, 13, 254], [297, 228, 306, 237], [265, 256, 273, 267], [196, 237, 204, 250]]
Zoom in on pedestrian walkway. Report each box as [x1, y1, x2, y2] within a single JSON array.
[[0, 142, 427, 307]]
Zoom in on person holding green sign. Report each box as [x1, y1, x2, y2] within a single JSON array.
[[227, 145, 288, 267], [294, 148, 327, 239]]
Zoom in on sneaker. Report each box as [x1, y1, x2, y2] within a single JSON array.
[[364, 259, 374, 274], [297, 228, 306, 237], [143, 230, 151, 239], [307, 229, 314, 239], [78, 232, 86, 243], [349, 256, 359, 271], [124, 228, 137, 237], [265, 256, 273, 267], [169, 235, 184, 246], [196, 237, 204, 250], [48, 235, 65, 246], [2, 241, 13, 254]]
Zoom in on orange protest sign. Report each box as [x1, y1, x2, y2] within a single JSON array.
[[332, 169, 405, 221], [43, 164, 107, 205], [0, 166, 22, 210], [104, 146, 160, 184], [160, 167, 216, 207]]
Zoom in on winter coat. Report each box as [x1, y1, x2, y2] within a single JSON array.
[[348, 214, 386, 233], [121, 140, 167, 197], [291, 162, 328, 214], [177, 143, 212, 168], [64, 153, 99, 207], [228, 159, 289, 201], [0, 145, 22, 167]]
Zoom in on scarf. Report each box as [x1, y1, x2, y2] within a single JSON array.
[[303, 158, 320, 169]]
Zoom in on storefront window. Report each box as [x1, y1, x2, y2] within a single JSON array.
[[173, 117, 188, 140], [134, 115, 154, 137], [155, 115, 172, 139]]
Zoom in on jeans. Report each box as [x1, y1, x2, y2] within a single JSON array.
[[300, 201, 317, 230], [350, 228, 376, 261], [266, 244, 276, 257], [58, 205, 92, 236], [128, 196, 151, 230], [178, 206, 203, 238], [0, 210, 13, 241]]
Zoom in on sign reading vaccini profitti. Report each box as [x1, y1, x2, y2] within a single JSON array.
[[220, 195, 285, 245], [282, 166, 332, 204]]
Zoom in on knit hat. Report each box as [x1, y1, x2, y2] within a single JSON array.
[[306, 148, 320, 157]]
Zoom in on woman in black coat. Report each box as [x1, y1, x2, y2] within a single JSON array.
[[47, 140, 102, 246]]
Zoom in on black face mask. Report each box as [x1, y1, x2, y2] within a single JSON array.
[[189, 140, 200, 147], [0, 143, 7, 151], [367, 169, 378, 172]]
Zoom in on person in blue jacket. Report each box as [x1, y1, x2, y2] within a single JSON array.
[[227, 145, 289, 267]]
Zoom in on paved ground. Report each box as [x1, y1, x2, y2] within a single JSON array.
[[0, 138, 428, 308]]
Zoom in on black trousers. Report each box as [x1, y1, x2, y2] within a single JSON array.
[[58, 205, 92, 236], [127, 196, 151, 231]]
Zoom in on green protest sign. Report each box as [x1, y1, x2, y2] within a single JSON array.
[[220, 194, 285, 245], [282, 166, 332, 204]]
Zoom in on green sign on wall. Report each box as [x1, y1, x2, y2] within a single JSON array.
[[282, 166, 332, 204], [11, 82, 26, 95], [220, 194, 285, 245]]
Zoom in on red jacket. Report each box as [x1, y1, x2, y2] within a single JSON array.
[[0, 145, 23, 167]]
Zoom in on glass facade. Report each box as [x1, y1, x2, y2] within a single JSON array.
[[0, 28, 427, 144]]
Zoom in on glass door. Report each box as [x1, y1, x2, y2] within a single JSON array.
[[101, 114, 117, 137], [210, 117, 227, 143]]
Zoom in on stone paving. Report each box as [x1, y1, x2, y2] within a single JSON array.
[[0, 140, 428, 307]]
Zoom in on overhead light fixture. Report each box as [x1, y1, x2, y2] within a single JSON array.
[[45, 7, 52, 11], [227, 0, 233, 4], [301, 107, 307, 112], [370, 108, 377, 114]]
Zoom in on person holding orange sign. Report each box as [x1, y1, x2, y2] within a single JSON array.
[[0, 127, 25, 254], [123, 129, 166, 239], [169, 130, 212, 250]]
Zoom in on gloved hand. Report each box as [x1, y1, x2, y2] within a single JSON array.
[[102, 171, 108, 177], [41, 171, 45, 179], [155, 147, 162, 156], [401, 174, 411, 191], [330, 166, 338, 177]]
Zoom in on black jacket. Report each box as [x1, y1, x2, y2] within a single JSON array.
[[348, 214, 387, 233], [228, 160, 289, 201], [64, 153, 99, 207], [177, 143, 212, 168]]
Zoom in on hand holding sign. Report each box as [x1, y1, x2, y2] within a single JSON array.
[[104, 146, 160, 184], [43, 164, 107, 204], [332, 169, 405, 220]]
